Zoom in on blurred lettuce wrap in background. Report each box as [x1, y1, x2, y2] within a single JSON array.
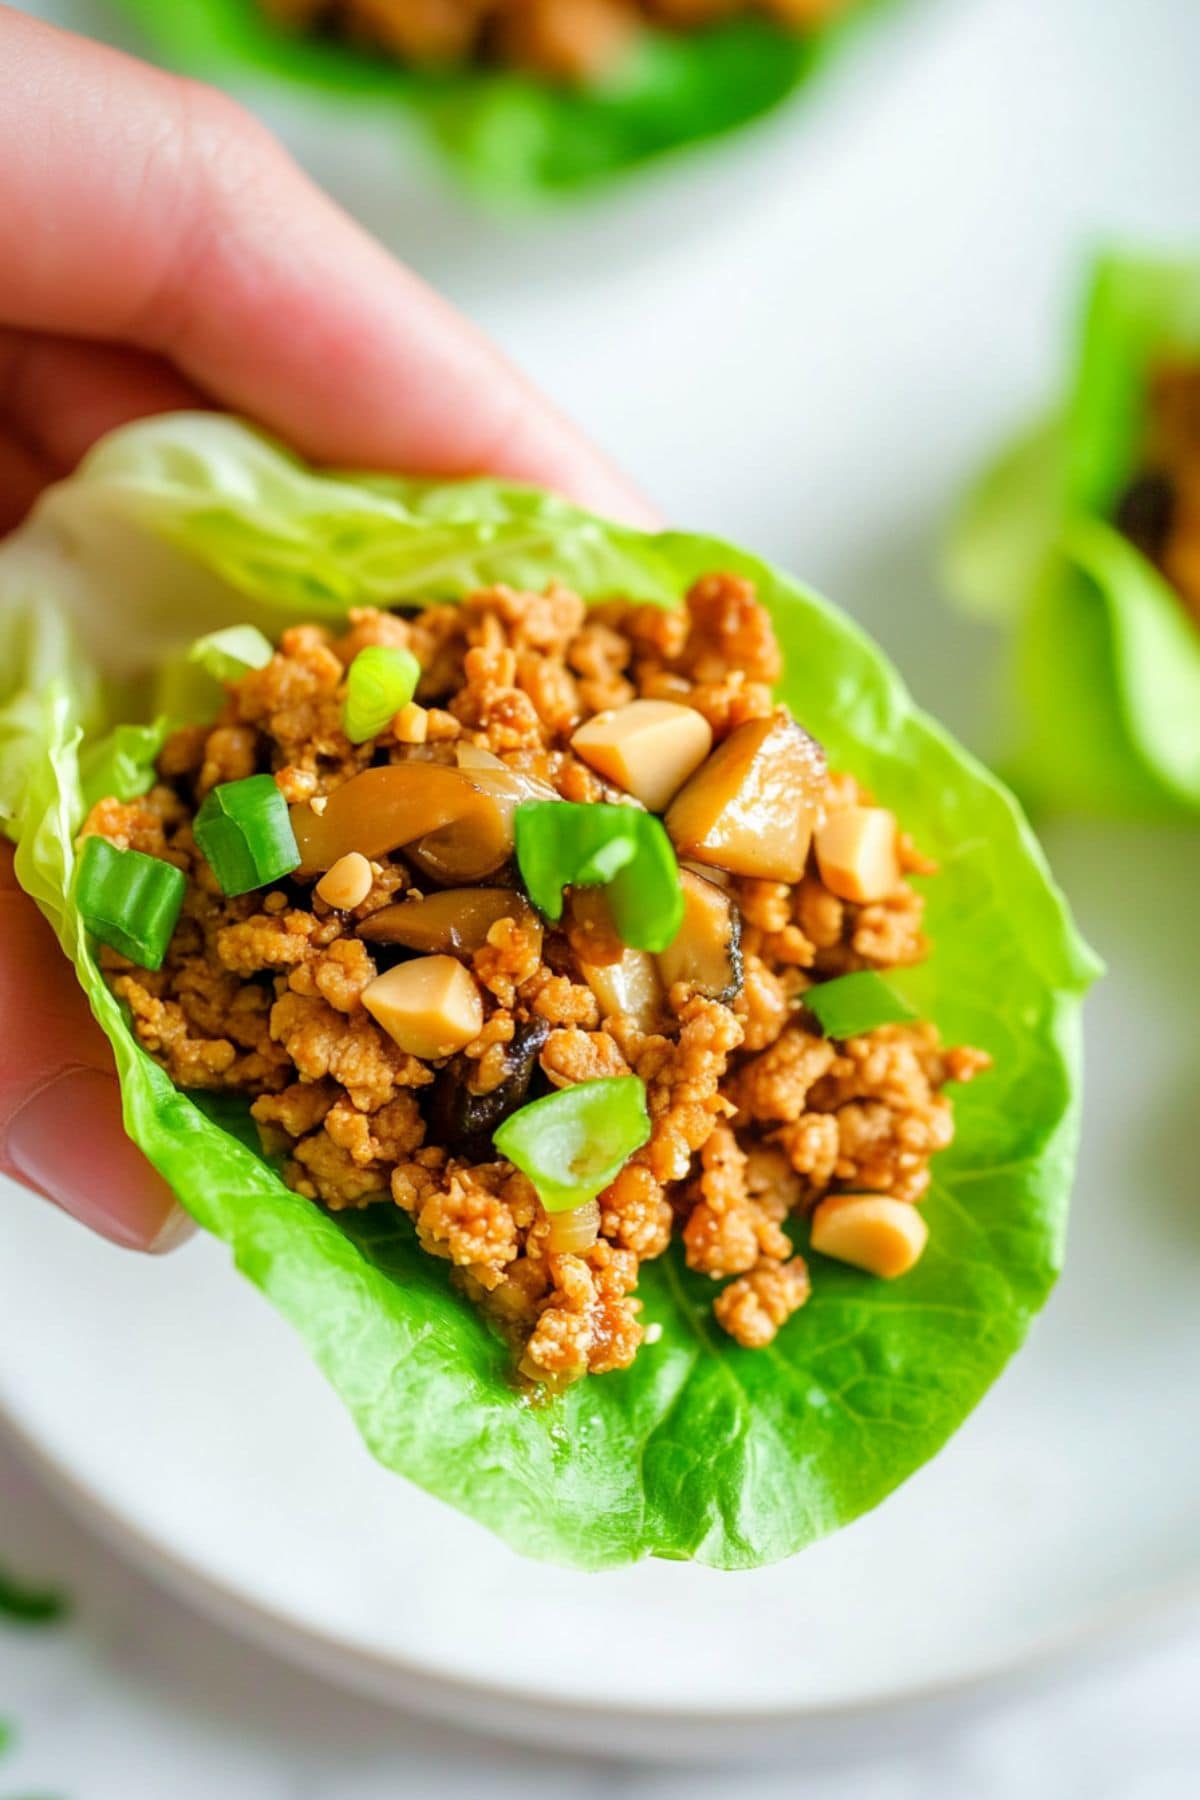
[[0, 414, 1094, 1569], [108, 0, 900, 203], [947, 254, 1200, 818]]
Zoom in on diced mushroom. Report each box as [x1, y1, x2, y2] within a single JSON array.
[[814, 806, 900, 904], [571, 700, 712, 813], [665, 712, 826, 882], [657, 868, 742, 1003], [579, 946, 665, 1035], [427, 1016, 550, 1160], [362, 955, 483, 1060], [359, 887, 540, 957], [809, 1193, 928, 1279], [411, 764, 560, 885], [315, 851, 373, 912], [289, 762, 557, 885]]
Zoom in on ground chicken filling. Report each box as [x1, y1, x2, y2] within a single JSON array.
[[1115, 360, 1200, 627], [258, 0, 856, 83], [83, 574, 988, 1386]]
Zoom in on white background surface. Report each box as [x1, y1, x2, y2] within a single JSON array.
[[4, 1428, 1200, 1797], [5, 0, 1200, 1792]]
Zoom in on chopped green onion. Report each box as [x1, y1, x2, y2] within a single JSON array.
[[74, 836, 186, 970], [79, 719, 168, 809], [343, 646, 420, 743], [0, 1563, 70, 1626], [187, 625, 274, 685], [804, 971, 918, 1039], [493, 1076, 651, 1214], [514, 801, 684, 953], [194, 774, 299, 896]]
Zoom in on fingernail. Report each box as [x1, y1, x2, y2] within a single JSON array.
[[7, 1068, 184, 1252], [147, 1203, 196, 1256]]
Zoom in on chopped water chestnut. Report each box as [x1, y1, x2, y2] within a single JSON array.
[[571, 699, 712, 812], [665, 712, 826, 882], [815, 806, 901, 904], [362, 956, 484, 1060]]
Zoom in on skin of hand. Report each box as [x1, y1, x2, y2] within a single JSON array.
[[0, 6, 655, 1252]]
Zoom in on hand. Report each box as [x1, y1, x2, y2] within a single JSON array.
[[0, 7, 654, 1251]]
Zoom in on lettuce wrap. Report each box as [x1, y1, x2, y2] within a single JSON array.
[[107, 0, 900, 204], [946, 254, 1200, 819], [0, 413, 1095, 1569]]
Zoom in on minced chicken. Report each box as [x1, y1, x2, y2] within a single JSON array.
[[83, 574, 987, 1386]]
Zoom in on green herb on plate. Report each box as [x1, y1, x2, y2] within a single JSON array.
[[0, 1566, 70, 1627]]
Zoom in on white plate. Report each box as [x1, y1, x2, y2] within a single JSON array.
[[3, 820, 1200, 1759], [6, 0, 1200, 1763]]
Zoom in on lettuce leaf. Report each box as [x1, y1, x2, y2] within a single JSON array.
[[946, 254, 1200, 818], [0, 414, 1096, 1569], [107, 0, 900, 204]]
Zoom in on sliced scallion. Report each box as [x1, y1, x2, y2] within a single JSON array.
[[493, 1076, 651, 1214], [74, 836, 186, 971], [187, 624, 274, 685], [514, 800, 683, 953], [343, 646, 420, 744], [804, 971, 918, 1039], [194, 774, 299, 896], [0, 1563, 70, 1626]]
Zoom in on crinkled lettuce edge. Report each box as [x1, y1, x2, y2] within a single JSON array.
[[2, 441, 1098, 1568]]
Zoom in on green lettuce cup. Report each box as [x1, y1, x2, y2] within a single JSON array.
[[0, 413, 1095, 1570], [946, 254, 1200, 819], [107, 0, 901, 205]]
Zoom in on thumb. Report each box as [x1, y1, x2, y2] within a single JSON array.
[[0, 844, 192, 1252]]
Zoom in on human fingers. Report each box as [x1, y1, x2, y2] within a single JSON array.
[[0, 331, 201, 531], [0, 844, 192, 1253], [0, 9, 658, 527]]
